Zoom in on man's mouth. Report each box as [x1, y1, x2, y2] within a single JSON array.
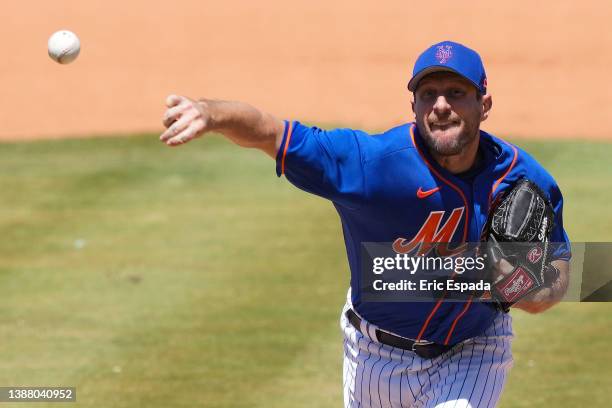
[[430, 121, 459, 131]]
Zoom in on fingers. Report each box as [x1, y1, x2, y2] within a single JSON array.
[[166, 121, 203, 147], [160, 95, 208, 146], [165, 94, 184, 108], [162, 94, 190, 128], [497, 258, 514, 275], [160, 110, 196, 142], [162, 103, 189, 128], [491, 258, 514, 284]]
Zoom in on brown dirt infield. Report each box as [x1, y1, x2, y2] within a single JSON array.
[[1, 0, 611, 141]]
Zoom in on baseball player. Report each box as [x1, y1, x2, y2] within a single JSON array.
[[159, 41, 571, 407]]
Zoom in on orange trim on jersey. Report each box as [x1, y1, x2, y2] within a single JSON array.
[[416, 293, 446, 341], [443, 296, 473, 345], [488, 140, 518, 205], [280, 121, 294, 176], [410, 124, 472, 341], [443, 140, 517, 344]]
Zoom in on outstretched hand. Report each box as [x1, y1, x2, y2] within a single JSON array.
[[160, 95, 210, 146]]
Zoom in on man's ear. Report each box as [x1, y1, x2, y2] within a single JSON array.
[[411, 96, 416, 116], [481, 94, 493, 122]]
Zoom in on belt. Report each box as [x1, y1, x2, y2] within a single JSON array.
[[345, 309, 454, 359]]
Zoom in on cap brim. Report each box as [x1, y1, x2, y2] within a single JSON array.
[[407, 66, 475, 92]]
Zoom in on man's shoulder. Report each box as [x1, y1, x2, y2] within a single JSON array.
[[483, 130, 560, 194], [514, 143, 558, 189], [288, 121, 416, 164], [357, 123, 417, 163]]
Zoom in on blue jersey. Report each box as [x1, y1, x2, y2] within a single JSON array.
[[276, 120, 570, 345]]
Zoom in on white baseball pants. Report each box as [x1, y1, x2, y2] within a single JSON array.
[[341, 300, 513, 408]]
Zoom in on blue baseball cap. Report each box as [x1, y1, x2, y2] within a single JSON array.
[[407, 41, 487, 94]]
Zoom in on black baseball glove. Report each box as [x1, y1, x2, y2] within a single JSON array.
[[482, 178, 559, 310]]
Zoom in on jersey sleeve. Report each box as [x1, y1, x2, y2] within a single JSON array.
[[548, 181, 571, 261], [276, 120, 367, 208], [514, 145, 572, 261]]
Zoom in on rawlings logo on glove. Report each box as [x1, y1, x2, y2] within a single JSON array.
[[481, 178, 558, 310]]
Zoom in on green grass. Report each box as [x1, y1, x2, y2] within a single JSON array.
[[0, 134, 610, 407]]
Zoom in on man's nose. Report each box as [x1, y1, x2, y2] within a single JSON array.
[[433, 96, 451, 115]]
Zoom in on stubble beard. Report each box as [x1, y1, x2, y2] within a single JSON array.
[[418, 120, 479, 157]]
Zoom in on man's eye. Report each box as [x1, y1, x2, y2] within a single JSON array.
[[422, 90, 436, 99], [450, 89, 465, 97]]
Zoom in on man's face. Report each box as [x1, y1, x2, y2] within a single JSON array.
[[412, 71, 492, 156]]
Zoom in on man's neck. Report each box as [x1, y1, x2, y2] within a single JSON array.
[[429, 137, 481, 174]]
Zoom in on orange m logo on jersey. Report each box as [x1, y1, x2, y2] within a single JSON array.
[[392, 207, 467, 256]]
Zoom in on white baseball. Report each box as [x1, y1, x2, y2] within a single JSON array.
[[48, 30, 81, 64]]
